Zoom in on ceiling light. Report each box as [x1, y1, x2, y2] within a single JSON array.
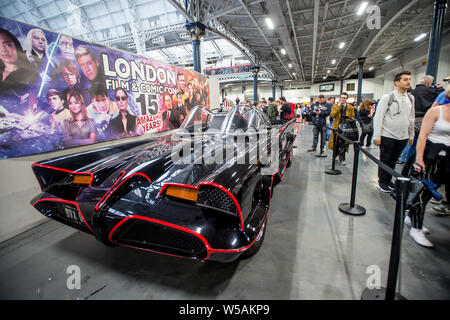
[[331, 59, 336, 64], [293, 72, 296, 76], [288, 63, 292, 68], [414, 33, 427, 42], [339, 42, 345, 49], [357, 2, 368, 15], [323, 76, 327, 79], [369, 67, 374, 71], [265, 18, 274, 30], [385, 55, 392, 60], [281, 48, 286, 55], [327, 70, 330, 74]]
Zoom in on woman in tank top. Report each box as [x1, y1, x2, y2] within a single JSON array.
[[406, 85, 450, 248]]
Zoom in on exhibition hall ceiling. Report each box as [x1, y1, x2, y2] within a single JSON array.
[[1, 0, 449, 83]]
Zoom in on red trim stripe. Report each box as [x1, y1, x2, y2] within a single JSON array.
[[158, 182, 244, 231], [32, 163, 94, 186]]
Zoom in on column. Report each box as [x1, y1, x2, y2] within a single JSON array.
[[340, 79, 344, 95], [251, 65, 260, 103], [357, 57, 366, 106], [186, 22, 206, 73], [272, 80, 276, 99], [426, 0, 447, 80]]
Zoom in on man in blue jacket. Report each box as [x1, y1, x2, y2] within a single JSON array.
[[308, 94, 332, 154]]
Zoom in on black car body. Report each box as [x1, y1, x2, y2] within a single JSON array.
[[31, 105, 296, 262]]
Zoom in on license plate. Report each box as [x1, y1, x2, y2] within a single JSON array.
[[61, 205, 84, 225]]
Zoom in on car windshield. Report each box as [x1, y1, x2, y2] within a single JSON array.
[[223, 105, 262, 133], [180, 105, 227, 133]]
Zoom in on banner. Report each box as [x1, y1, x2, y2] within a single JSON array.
[[0, 17, 210, 159], [204, 64, 251, 76]]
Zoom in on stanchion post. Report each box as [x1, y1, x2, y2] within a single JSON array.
[[325, 129, 341, 175], [385, 177, 410, 300], [338, 142, 366, 215], [361, 177, 410, 300]]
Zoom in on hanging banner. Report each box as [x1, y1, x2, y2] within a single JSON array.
[[204, 64, 251, 76], [0, 17, 210, 159]]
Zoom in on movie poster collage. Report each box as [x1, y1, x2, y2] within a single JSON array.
[[0, 17, 210, 159]]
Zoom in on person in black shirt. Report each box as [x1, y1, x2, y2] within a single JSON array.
[[108, 88, 139, 138], [308, 95, 332, 153], [279, 96, 291, 123]]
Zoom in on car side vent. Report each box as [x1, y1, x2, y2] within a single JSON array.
[[197, 186, 237, 215]]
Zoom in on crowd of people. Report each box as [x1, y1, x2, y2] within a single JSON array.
[[225, 72, 449, 248]]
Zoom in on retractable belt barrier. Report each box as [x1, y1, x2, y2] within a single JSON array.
[[325, 126, 410, 301]]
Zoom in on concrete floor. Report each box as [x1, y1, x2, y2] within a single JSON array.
[[1, 123, 449, 300]]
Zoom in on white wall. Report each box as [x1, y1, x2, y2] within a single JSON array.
[[224, 78, 385, 103], [207, 77, 221, 108], [376, 33, 450, 94]]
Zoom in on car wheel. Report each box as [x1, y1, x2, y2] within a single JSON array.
[[240, 221, 267, 259]]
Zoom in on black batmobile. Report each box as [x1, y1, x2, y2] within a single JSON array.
[[31, 105, 296, 262]]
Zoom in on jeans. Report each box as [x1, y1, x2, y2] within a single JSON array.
[[312, 125, 327, 149], [378, 136, 408, 185], [398, 144, 411, 163], [336, 137, 347, 161], [359, 130, 373, 147]]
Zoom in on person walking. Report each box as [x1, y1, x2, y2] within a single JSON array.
[[373, 71, 415, 193]]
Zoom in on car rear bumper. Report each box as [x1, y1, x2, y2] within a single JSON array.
[[31, 193, 266, 262]]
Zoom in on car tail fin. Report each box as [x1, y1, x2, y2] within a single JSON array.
[[32, 163, 93, 201]]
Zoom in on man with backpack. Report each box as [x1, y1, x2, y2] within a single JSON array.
[[373, 71, 415, 193]]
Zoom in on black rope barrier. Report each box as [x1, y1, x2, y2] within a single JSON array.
[[325, 126, 411, 300]]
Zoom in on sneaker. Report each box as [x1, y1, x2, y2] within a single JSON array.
[[308, 148, 316, 152], [409, 228, 434, 248], [339, 160, 346, 165], [387, 182, 396, 191], [432, 204, 450, 216], [378, 183, 391, 193], [404, 215, 430, 234]]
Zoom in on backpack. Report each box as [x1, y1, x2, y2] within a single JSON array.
[[387, 91, 414, 110], [337, 104, 359, 141]]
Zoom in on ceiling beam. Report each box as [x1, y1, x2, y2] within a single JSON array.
[[237, 0, 291, 79], [342, 0, 420, 78], [311, 0, 320, 82], [286, 0, 306, 81], [203, 0, 265, 22]]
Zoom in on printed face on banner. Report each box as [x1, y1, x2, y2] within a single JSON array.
[[0, 32, 18, 65], [0, 16, 210, 159], [31, 29, 46, 54]]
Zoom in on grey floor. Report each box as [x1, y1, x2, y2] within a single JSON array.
[[1, 123, 449, 300]]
